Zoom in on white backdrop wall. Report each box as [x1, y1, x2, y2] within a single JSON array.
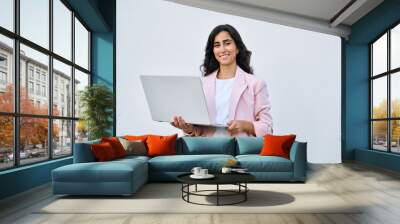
[[116, 0, 341, 163]]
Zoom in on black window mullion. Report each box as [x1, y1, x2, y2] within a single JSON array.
[[13, 0, 20, 167], [48, 0, 54, 160], [387, 30, 391, 152], [71, 10, 76, 155], [370, 45, 374, 149]]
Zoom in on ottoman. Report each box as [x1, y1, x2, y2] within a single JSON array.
[[52, 157, 148, 196]]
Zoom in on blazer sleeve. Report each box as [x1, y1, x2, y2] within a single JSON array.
[[252, 80, 273, 136]]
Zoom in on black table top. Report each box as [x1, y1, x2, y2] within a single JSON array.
[[177, 172, 255, 185]]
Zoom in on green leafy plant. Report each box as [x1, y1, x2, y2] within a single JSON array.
[[79, 84, 113, 140]]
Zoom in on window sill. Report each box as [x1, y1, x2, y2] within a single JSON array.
[[0, 156, 72, 175]]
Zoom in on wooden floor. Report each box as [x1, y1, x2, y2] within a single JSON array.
[[1, 162, 400, 224]]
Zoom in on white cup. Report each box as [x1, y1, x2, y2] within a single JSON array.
[[221, 167, 232, 174], [191, 167, 202, 176], [200, 169, 208, 176]]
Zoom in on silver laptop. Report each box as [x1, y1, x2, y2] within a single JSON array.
[[140, 75, 227, 127]]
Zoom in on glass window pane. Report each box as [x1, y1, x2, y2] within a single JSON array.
[[0, 116, 14, 170], [53, 59, 72, 117], [53, 119, 72, 157], [53, 0, 72, 60], [0, 0, 14, 31], [75, 120, 88, 143], [372, 121, 388, 151], [392, 24, 400, 70], [20, 0, 49, 49], [20, 117, 49, 165], [372, 77, 387, 119], [0, 34, 14, 112], [75, 17, 89, 70], [372, 33, 387, 76], [391, 120, 400, 153], [392, 72, 400, 118], [74, 69, 89, 118], [20, 44, 49, 115]]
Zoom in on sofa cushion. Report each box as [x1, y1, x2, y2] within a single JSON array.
[[236, 155, 293, 172], [115, 155, 150, 163], [148, 154, 235, 172], [177, 137, 235, 155], [236, 137, 263, 155], [53, 158, 147, 183]]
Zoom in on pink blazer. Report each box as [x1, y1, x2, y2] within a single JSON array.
[[190, 66, 273, 137]]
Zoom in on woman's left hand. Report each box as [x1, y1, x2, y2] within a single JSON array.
[[227, 120, 255, 136]]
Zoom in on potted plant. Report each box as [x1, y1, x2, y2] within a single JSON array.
[[79, 84, 113, 140]]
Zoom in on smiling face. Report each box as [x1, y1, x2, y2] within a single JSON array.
[[213, 31, 239, 66]]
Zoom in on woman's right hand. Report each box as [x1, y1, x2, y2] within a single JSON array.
[[170, 116, 195, 134]]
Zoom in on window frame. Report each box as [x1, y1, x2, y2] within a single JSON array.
[[0, 0, 92, 171], [370, 20, 400, 154]]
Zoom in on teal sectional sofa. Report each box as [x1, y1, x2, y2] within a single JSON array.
[[52, 137, 307, 196]]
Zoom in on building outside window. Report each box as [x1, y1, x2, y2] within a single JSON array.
[[42, 85, 46, 97], [41, 73, 46, 82], [0, 71, 6, 84], [28, 81, 34, 94], [29, 66, 34, 79], [36, 83, 40, 95], [0, 54, 7, 89], [35, 70, 40, 81], [0, 54, 7, 67]]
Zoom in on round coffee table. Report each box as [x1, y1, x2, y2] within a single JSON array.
[[177, 173, 255, 206]]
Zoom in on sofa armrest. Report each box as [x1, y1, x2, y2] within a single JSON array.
[[73, 140, 100, 163], [289, 141, 307, 181]]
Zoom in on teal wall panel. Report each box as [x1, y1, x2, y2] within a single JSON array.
[[355, 148, 400, 172], [91, 32, 114, 135], [0, 158, 72, 199], [92, 32, 113, 88]]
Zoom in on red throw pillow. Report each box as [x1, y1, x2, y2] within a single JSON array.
[[260, 134, 296, 159], [101, 137, 127, 158], [146, 134, 178, 157], [91, 142, 117, 161]]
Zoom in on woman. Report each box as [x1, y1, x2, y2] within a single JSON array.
[[172, 24, 273, 137]]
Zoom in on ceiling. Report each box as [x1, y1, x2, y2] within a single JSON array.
[[165, 0, 384, 38]]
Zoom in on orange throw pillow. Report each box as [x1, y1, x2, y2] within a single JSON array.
[[91, 142, 117, 161], [124, 135, 149, 142], [260, 134, 296, 159], [101, 137, 127, 158], [146, 134, 178, 157]]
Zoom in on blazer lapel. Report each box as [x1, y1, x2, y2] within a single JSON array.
[[228, 66, 248, 121], [202, 71, 217, 123]]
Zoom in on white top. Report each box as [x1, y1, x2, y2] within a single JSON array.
[[214, 77, 235, 136]]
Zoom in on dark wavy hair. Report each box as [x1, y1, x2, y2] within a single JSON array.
[[201, 24, 253, 76]]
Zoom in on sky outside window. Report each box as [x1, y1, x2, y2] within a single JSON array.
[[0, 0, 14, 31], [20, 0, 49, 49], [54, 0, 72, 60], [372, 33, 387, 76], [391, 24, 400, 70]]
